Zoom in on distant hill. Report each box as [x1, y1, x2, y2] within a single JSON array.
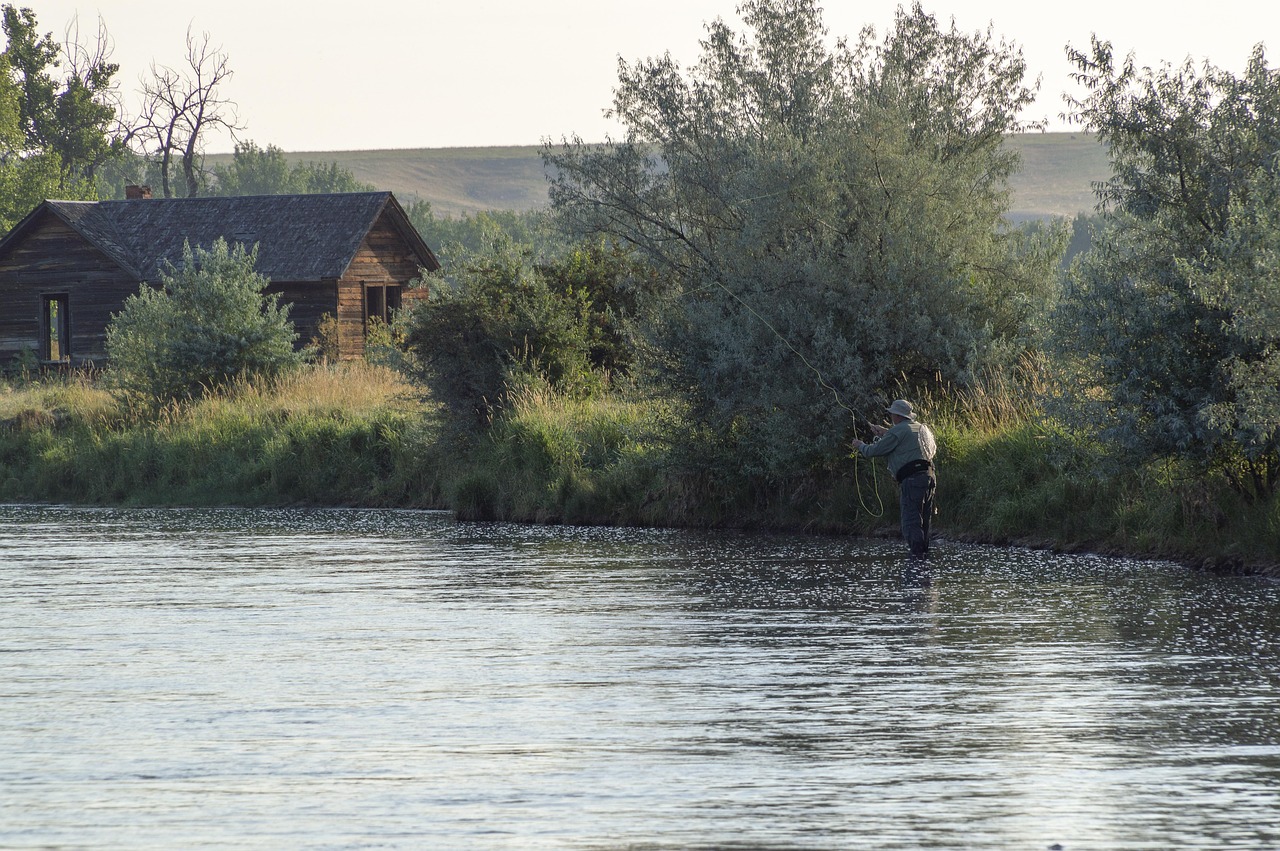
[[1002, 132, 1110, 222], [219, 133, 1110, 220]]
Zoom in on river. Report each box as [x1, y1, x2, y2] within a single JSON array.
[[1, 504, 1278, 849]]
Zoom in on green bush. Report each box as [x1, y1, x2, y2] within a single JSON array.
[[402, 236, 637, 427], [106, 238, 305, 405], [1057, 41, 1280, 499]]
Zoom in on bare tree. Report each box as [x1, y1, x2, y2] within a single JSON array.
[[58, 12, 128, 180], [61, 12, 116, 89], [131, 27, 243, 197]]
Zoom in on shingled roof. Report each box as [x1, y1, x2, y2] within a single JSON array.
[[1, 191, 438, 281]]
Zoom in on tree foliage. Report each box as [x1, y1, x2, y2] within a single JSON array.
[[208, 140, 374, 196], [106, 239, 304, 404], [402, 235, 645, 426], [1058, 39, 1280, 497], [0, 5, 115, 226], [405, 200, 569, 266], [1, 4, 120, 181], [543, 0, 1061, 476]]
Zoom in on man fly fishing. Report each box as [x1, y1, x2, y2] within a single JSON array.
[[851, 399, 937, 556]]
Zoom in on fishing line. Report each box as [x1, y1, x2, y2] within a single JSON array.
[[698, 276, 886, 518]]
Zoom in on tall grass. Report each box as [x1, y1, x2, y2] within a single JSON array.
[[444, 377, 676, 525], [3, 361, 1275, 572], [0, 363, 443, 507], [907, 359, 1279, 571]]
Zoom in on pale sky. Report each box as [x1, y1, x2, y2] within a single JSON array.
[[19, 0, 1280, 153]]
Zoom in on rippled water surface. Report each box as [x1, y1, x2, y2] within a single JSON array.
[[2, 504, 1278, 849]]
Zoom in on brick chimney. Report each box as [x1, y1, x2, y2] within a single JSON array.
[[125, 185, 153, 200]]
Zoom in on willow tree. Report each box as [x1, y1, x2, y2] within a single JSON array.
[[543, 0, 1061, 477], [1058, 40, 1280, 498], [106, 239, 303, 404]]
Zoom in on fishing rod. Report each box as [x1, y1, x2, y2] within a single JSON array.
[[700, 275, 886, 518]]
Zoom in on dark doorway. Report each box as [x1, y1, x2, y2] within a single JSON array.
[[41, 294, 70, 362]]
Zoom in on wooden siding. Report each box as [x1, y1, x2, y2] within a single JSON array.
[[265, 280, 338, 348], [346, 215, 426, 283], [335, 277, 366, 359], [0, 214, 140, 363], [331, 211, 433, 359]]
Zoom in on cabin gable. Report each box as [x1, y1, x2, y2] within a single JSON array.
[[0, 211, 141, 364], [335, 211, 433, 359]]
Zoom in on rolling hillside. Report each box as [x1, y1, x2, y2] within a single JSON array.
[[241, 133, 1110, 220]]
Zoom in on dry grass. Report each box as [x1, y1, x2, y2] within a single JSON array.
[[0, 371, 121, 427], [141, 361, 426, 429], [908, 354, 1051, 436]]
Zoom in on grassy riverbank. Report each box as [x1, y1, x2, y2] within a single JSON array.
[[0, 364, 442, 507], [2, 365, 1276, 574], [454, 373, 1280, 573]]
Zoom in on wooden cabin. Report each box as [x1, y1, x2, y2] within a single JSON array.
[[0, 188, 440, 365]]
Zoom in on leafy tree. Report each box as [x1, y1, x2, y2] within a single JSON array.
[[106, 238, 304, 403], [1057, 39, 1280, 498], [1, 4, 121, 183], [405, 199, 568, 265], [0, 28, 100, 229], [208, 140, 374, 196], [402, 234, 642, 426], [543, 0, 1061, 477]]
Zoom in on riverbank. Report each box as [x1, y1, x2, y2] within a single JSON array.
[[0, 364, 442, 508], [2, 365, 1276, 575]]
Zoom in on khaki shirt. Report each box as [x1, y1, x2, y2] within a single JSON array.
[[858, 421, 936, 479]]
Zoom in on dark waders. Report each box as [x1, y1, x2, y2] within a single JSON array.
[[898, 465, 935, 556]]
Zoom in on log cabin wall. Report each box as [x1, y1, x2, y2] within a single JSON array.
[[1, 193, 438, 366], [264, 280, 338, 350], [335, 277, 367, 360], [0, 213, 141, 363], [333, 212, 432, 359]]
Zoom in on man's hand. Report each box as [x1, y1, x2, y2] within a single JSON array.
[[869, 423, 888, 436]]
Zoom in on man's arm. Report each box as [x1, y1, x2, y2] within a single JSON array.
[[853, 428, 900, 458]]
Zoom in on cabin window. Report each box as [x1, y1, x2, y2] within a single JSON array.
[[40, 294, 71, 362], [366, 285, 386, 325], [364, 285, 402, 325]]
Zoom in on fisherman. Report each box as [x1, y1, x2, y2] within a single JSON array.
[[851, 399, 937, 556]]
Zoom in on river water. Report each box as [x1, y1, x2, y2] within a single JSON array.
[[1, 504, 1278, 850]]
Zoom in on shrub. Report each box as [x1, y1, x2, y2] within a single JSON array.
[[402, 236, 633, 427], [106, 238, 305, 405], [1057, 41, 1280, 499]]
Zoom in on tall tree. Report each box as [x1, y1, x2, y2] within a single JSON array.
[[1, 4, 120, 184], [1058, 39, 1280, 498], [129, 27, 242, 197], [544, 0, 1060, 476]]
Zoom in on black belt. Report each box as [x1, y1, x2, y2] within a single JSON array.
[[895, 459, 933, 483]]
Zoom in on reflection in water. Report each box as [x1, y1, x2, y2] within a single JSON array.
[[1, 504, 1278, 850]]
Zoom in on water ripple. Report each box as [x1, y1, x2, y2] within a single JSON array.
[[2, 504, 1278, 849]]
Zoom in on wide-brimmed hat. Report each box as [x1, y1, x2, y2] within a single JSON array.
[[886, 399, 915, 420]]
